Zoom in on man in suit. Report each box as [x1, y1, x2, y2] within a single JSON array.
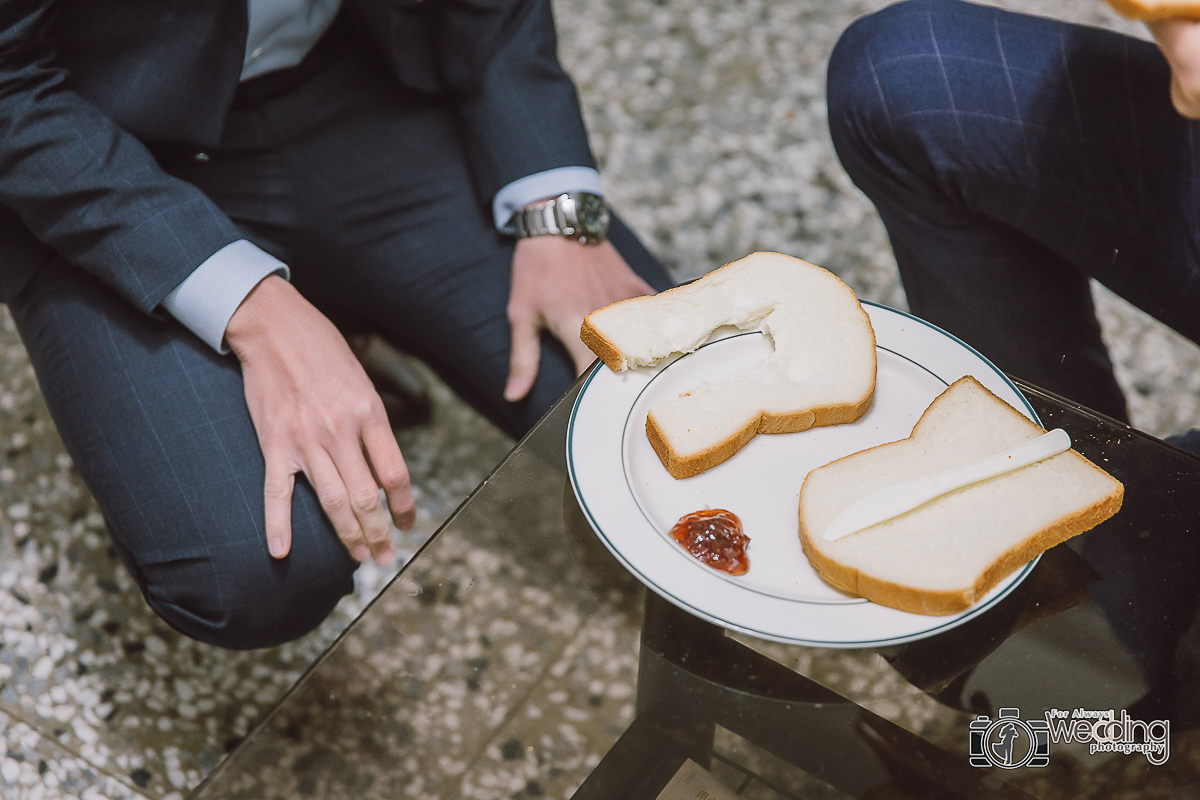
[[0, 0, 672, 649]]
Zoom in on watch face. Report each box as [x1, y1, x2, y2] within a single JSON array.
[[575, 193, 610, 241]]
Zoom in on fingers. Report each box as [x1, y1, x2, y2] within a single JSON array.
[[505, 310, 542, 402], [263, 418, 409, 565], [556, 318, 599, 377], [566, 341, 597, 377], [334, 441, 400, 565], [362, 418, 416, 532], [1171, 73, 1200, 118], [263, 454, 296, 560], [505, 237, 661, 396], [304, 449, 376, 563], [509, 311, 595, 389], [234, 286, 412, 568], [1149, 18, 1200, 117]]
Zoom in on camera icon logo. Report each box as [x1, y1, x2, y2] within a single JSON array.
[[969, 708, 1050, 769]]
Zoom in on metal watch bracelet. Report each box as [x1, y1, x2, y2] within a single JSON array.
[[513, 192, 608, 245]]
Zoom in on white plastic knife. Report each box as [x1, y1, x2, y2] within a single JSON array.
[[822, 428, 1072, 542]]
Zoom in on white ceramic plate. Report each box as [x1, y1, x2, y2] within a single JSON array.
[[566, 302, 1042, 648]]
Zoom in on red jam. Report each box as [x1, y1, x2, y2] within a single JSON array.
[[669, 509, 750, 576]]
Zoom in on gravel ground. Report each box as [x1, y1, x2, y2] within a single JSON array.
[[0, 1, 1197, 798]]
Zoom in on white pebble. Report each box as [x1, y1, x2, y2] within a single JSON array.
[[30, 656, 53, 681], [607, 683, 633, 699], [71, 717, 97, 744], [563, 706, 591, 723]]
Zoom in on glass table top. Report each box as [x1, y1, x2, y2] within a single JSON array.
[[193, 374, 1200, 800]]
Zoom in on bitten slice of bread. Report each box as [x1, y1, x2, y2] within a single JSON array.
[[581, 252, 877, 479], [1103, 0, 1200, 20], [798, 376, 1123, 616]]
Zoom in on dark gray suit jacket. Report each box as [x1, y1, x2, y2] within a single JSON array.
[[0, 0, 595, 311]]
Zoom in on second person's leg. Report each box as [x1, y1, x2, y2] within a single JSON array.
[[828, 0, 1200, 422]]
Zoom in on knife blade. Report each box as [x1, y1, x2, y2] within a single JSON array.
[[822, 428, 1072, 542]]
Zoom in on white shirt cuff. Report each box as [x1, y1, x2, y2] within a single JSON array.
[[493, 167, 604, 233], [160, 240, 290, 353]]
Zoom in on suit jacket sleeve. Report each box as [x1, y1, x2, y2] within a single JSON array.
[[352, 0, 598, 209], [446, 0, 598, 205], [0, 0, 243, 314]]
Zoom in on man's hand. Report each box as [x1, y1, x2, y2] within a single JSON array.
[[225, 275, 416, 564], [1149, 17, 1200, 117], [505, 236, 656, 401]]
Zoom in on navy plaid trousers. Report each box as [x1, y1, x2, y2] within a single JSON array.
[[828, 0, 1200, 425], [9, 24, 668, 650]]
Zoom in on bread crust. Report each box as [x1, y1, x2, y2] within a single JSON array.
[[646, 389, 875, 480], [800, 490, 1123, 615], [646, 410, 762, 480], [581, 253, 878, 479], [798, 377, 1124, 616], [579, 263, 727, 373], [579, 313, 627, 372], [1103, 0, 1200, 20]]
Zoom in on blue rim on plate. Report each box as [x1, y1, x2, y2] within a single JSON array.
[[567, 301, 1041, 648]]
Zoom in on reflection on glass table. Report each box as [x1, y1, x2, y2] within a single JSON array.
[[193, 375, 1200, 800]]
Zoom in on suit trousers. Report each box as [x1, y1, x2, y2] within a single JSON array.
[[827, 0, 1200, 425], [9, 25, 671, 650]]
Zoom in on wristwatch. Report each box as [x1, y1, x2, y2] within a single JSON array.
[[512, 192, 610, 245]]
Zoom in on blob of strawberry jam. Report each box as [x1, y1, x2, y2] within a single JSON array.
[[669, 509, 749, 576]]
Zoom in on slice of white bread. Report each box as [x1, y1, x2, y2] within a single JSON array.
[[580, 252, 877, 479], [1103, 0, 1200, 20], [798, 376, 1123, 616]]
